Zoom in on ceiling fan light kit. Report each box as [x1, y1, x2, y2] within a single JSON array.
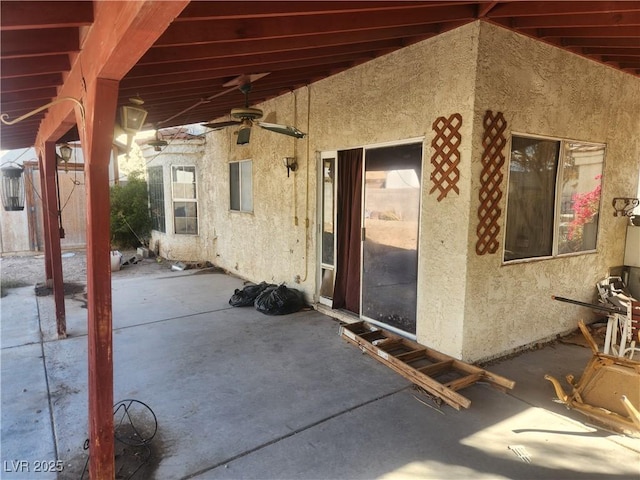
[[202, 78, 306, 145]]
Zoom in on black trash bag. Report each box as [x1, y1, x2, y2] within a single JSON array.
[[229, 282, 275, 307], [254, 284, 305, 315]]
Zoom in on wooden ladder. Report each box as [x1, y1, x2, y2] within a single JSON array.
[[340, 321, 515, 410]]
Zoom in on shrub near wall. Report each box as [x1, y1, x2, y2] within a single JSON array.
[[110, 171, 152, 248]]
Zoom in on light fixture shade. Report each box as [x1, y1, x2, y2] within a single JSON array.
[[1, 166, 25, 211], [120, 103, 148, 134], [59, 143, 72, 162], [236, 125, 251, 145]]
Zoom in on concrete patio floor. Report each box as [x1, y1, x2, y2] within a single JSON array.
[[1, 269, 639, 479]]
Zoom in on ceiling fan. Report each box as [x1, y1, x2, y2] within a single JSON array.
[[202, 81, 306, 145]]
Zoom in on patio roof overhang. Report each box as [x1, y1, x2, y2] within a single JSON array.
[[2, 1, 639, 151]]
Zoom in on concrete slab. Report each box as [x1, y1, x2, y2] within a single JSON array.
[[1, 343, 57, 480], [44, 307, 409, 479], [1, 286, 41, 349], [195, 388, 639, 480], [2, 270, 639, 480]]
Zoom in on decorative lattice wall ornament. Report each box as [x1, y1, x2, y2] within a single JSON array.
[[430, 113, 463, 201], [476, 110, 507, 255]]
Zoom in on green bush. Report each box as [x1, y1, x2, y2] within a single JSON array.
[[110, 171, 152, 248]]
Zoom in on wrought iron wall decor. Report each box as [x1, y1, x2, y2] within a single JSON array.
[[430, 113, 463, 201], [612, 197, 639, 217], [476, 110, 507, 255]]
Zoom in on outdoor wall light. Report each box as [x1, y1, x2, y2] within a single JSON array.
[[1, 166, 25, 211], [120, 96, 148, 134], [284, 157, 298, 177], [120, 96, 148, 158], [56, 143, 73, 171]]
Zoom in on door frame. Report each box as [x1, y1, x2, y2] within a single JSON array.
[[317, 137, 424, 339]]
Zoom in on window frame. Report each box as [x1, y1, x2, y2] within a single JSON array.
[[171, 164, 198, 235], [147, 165, 166, 233], [503, 133, 605, 264], [229, 159, 253, 213]]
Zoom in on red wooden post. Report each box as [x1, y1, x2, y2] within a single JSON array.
[[41, 142, 66, 337], [37, 157, 52, 279], [81, 77, 119, 480]]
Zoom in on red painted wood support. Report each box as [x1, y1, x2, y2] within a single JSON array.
[[37, 157, 52, 280], [41, 142, 66, 337], [28, 3, 190, 478], [80, 78, 119, 480]]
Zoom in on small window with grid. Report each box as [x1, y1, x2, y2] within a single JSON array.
[[147, 166, 165, 233], [171, 165, 198, 235]]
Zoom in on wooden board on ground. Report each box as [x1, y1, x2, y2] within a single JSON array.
[[340, 321, 515, 410]]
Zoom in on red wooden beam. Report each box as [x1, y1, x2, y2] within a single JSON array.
[[37, 157, 52, 279], [41, 141, 66, 337], [22, 2, 190, 478], [80, 77, 119, 480]]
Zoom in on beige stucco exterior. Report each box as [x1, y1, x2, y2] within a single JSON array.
[[149, 21, 640, 362]]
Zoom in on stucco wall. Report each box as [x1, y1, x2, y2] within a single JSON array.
[[307, 23, 481, 355], [202, 23, 481, 348], [160, 21, 639, 362], [463, 22, 640, 361], [201, 90, 312, 288], [147, 139, 208, 260]]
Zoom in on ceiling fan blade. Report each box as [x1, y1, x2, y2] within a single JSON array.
[[237, 125, 251, 145], [257, 122, 306, 139], [202, 120, 241, 130], [223, 73, 270, 88]]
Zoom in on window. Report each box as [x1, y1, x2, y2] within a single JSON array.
[[229, 160, 253, 212], [172, 165, 197, 235], [504, 135, 604, 262], [147, 166, 165, 233], [319, 153, 336, 301]]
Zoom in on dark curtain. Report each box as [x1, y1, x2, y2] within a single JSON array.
[[332, 148, 363, 313]]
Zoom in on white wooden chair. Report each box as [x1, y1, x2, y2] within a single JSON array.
[[603, 294, 640, 360]]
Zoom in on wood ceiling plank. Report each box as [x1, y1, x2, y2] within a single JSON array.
[[1, 73, 63, 92], [176, 1, 466, 20], [0, 28, 79, 58], [2, 87, 58, 103], [129, 39, 403, 78], [118, 67, 327, 102], [583, 47, 640, 56], [0, 55, 70, 78], [121, 51, 371, 91], [1, 97, 59, 114], [140, 23, 440, 65], [546, 26, 640, 38], [611, 59, 640, 67], [156, 4, 477, 47], [559, 37, 640, 47], [0, 1, 93, 31], [512, 11, 640, 28], [488, 1, 640, 17]]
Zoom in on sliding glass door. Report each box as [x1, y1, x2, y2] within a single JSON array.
[[361, 142, 422, 334]]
